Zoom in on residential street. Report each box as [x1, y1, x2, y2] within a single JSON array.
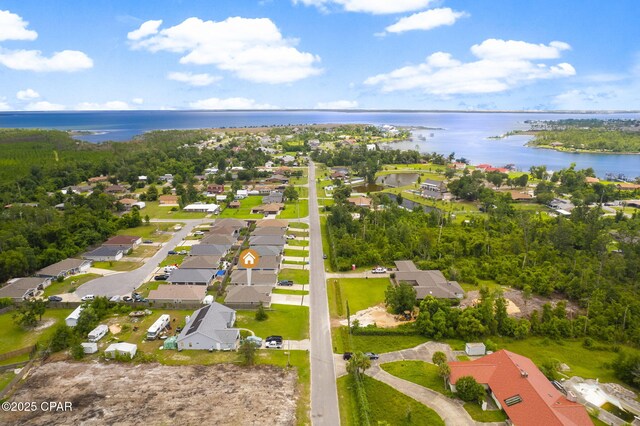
[[308, 161, 340, 425], [75, 219, 206, 298]]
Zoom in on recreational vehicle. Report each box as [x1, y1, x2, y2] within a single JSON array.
[[147, 314, 170, 340]]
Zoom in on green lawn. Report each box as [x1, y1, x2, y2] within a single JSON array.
[[284, 249, 309, 257], [279, 200, 310, 219], [0, 309, 72, 354], [288, 222, 309, 229], [283, 260, 309, 266], [463, 402, 508, 422], [278, 268, 310, 284], [43, 273, 101, 297], [337, 375, 444, 426], [320, 216, 331, 271], [139, 281, 162, 298], [287, 239, 309, 247], [272, 289, 309, 296], [218, 196, 264, 219], [459, 278, 506, 292], [116, 223, 179, 242], [235, 304, 309, 340], [0, 370, 16, 392], [381, 361, 448, 395], [159, 254, 186, 267], [143, 201, 208, 219], [288, 230, 309, 238], [333, 328, 429, 354], [128, 245, 159, 258], [92, 261, 142, 271], [327, 278, 389, 319]]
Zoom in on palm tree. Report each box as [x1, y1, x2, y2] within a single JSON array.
[[347, 352, 371, 377], [438, 362, 451, 388]]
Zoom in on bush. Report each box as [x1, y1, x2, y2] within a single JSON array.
[[49, 324, 75, 352], [455, 376, 485, 404], [255, 303, 268, 321], [0, 297, 12, 309], [71, 344, 85, 360]]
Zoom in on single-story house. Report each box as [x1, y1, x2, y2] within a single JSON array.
[[211, 218, 247, 232], [159, 174, 174, 182], [229, 270, 278, 286], [167, 268, 216, 286], [206, 184, 225, 194], [500, 190, 534, 202], [249, 235, 286, 247], [626, 200, 640, 209], [251, 227, 287, 237], [183, 203, 221, 214], [265, 175, 289, 185], [330, 171, 348, 180], [394, 260, 464, 300], [0, 277, 50, 302], [235, 189, 249, 199], [200, 234, 237, 246], [585, 177, 600, 184], [252, 184, 278, 195], [105, 342, 137, 359], [448, 350, 591, 426], [253, 245, 284, 256], [465, 342, 486, 356], [347, 197, 372, 208], [66, 305, 85, 327], [251, 203, 285, 215], [224, 286, 272, 309], [159, 195, 179, 205], [420, 179, 450, 200], [617, 182, 640, 190], [88, 175, 109, 184], [103, 235, 142, 252], [176, 303, 239, 351], [255, 219, 288, 229], [236, 255, 280, 271], [83, 246, 124, 262], [118, 198, 146, 210], [35, 258, 92, 279], [104, 185, 127, 194], [189, 244, 230, 257], [280, 155, 295, 164], [262, 191, 284, 204], [179, 255, 221, 270], [148, 285, 207, 304], [229, 200, 241, 208]]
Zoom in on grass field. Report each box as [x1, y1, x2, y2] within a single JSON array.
[[0, 370, 16, 392], [128, 245, 159, 258], [284, 249, 309, 257], [235, 304, 309, 340], [332, 328, 429, 354], [159, 254, 186, 267], [43, 273, 101, 297], [278, 269, 309, 284], [279, 200, 310, 219], [327, 278, 389, 319], [116, 223, 179, 242], [337, 375, 444, 426], [287, 239, 309, 247], [288, 222, 309, 229], [218, 196, 264, 219], [0, 309, 72, 354], [143, 201, 208, 219], [92, 261, 141, 271], [272, 289, 309, 296], [463, 402, 508, 422]]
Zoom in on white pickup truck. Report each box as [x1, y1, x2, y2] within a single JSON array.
[[371, 267, 387, 274]]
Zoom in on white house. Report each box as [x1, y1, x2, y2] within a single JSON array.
[[177, 303, 239, 351], [183, 203, 221, 214], [366, 144, 376, 151], [235, 189, 248, 199], [105, 342, 137, 359], [66, 305, 85, 327], [138, 175, 147, 182]]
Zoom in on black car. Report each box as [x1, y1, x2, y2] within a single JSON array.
[[322, 254, 328, 259], [278, 280, 293, 286], [154, 274, 169, 281], [364, 352, 379, 360], [265, 335, 283, 343], [343, 352, 353, 361], [143, 240, 153, 244], [168, 250, 177, 255], [48, 296, 62, 302]]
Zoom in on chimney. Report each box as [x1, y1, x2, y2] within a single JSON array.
[[520, 369, 528, 378]]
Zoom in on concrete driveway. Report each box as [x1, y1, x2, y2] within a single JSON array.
[[271, 293, 309, 307], [75, 219, 206, 298]]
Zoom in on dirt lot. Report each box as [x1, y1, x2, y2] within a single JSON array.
[[1, 361, 298, 426], [460, 288, 580, 318], [339, 304, 409, 328]]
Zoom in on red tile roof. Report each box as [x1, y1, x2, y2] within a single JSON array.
[[449, 350, 591, 426]]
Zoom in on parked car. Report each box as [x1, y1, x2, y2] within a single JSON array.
[[48, 295, 62, 302], [285, 234, 296, 240], [178, 250, 188, 255], [371, 267, 387, 274], [154, 274, 169, 281], [265, 340, 283, 349], [143, 240, 153, 244], [81, 294, 95, 302], [194, 231, 205, 236], [265, 335, 283, 343], [109, 295, 121, 302], [343, 352, 353, 361], [322, 254, 328, 259], [164, 265, 178, 273], [122, 296, 133, 302], [168, 250, 177, 255], [278, 280, 294, 286], [364, 352, 379, 360]]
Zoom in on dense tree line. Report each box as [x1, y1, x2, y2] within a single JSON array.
[[529, 129, 640, 153]]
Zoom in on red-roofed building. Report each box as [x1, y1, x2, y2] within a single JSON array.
[[448, 350, 591, 426]]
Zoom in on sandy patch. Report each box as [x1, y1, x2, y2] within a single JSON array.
[[339, 304, 408, 328], [108, 324, 121, 334], [33, 319, 55, 332]]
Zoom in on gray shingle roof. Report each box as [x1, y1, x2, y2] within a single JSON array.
[[189, 244, 231, 256], [179, 256, 221, 269], [177, 303, 238, 346], [249, 235, 286, 247], [168, 268, 216, 285], [229, 270, 277, 285], [35, 258, 90, 277], [83, 246, 123, 257]]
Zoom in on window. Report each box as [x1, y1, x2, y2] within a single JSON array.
[[504, 395, 522, 407]]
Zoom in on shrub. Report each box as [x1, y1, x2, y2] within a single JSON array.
[[71, 344, 85, 360], [255, 303, 268, 321], [455, 376, 485, 404]]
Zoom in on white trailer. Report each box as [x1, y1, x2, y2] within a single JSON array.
[[147, 314, 170, 340], [88, 324, 109, 342], [65, 305, 84, 327]]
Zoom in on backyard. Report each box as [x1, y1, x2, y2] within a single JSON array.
[[0, 308, 72, 354], [43, 274, 101, 297], [235, 304, 309, 341]]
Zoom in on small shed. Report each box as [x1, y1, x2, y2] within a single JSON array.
[[81, 342, 98, 354], [163, 336, 178, 350], [65, 305, 84, 327], [465, 342, 486, 356], [105, 342, 137, 359]]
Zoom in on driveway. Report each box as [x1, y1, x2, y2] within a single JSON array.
[[271, 293, 309, 307], [75, 219, 206, 298]]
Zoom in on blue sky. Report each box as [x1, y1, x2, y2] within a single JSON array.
[[0, 0, 639, 111]]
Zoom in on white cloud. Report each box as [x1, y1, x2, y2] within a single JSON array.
[[315, 100, 358, 109], [365, 39, 575, 95], [189, 97, 278, 110], [470, 39, 571, 61], [24, 101, 65, 111], [167, 71, 221, 86], [127, 19, 162, 40], [384, 8, 467, 34], [129, 16, 321, 83], [74, 101, 133, 110], [0, 10, 38, 41], [132, 98, 144, 105], [16, 88, 40, 100], [0, 48, 93, 72], [293, 0, 433, 14], [0, 100, 11, 111]]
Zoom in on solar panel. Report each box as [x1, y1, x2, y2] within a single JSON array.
[[186, 305, 210, 335], [504, 395, 523, 406]]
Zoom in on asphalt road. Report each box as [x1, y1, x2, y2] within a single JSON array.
[[308, 161, 341, 426], [75, 219, 205, 298]]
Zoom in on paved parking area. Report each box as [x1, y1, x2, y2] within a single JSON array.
[[271, 293, 309, 307]]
